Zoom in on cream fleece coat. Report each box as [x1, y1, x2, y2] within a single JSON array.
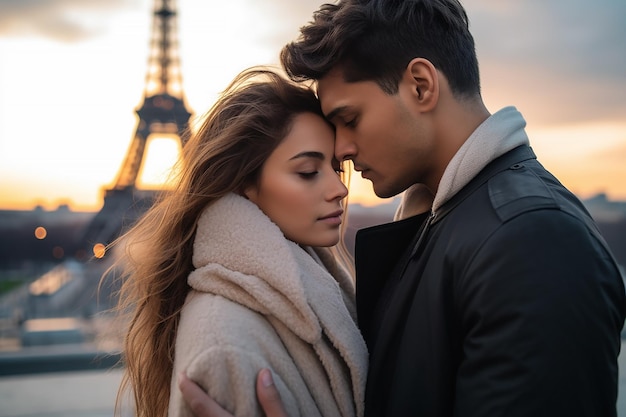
[[168, 193, 368, 417]]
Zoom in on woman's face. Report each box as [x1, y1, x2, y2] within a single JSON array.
[[245, 112, 348, 247]]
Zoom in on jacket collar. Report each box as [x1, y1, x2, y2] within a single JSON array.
[[433, 106, 530, 211], [434, 145, 537, 224], [394, 106, 530, 220]]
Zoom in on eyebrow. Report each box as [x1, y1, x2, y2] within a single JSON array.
[[290, 151, 325, 161], [324, 105, 350, 122]]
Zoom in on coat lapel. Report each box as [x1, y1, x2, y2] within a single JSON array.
[[355, 213, 427, 346]]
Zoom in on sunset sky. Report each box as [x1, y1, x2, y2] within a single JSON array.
[[0, 0, 625, 212]]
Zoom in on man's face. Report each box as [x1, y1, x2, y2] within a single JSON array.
[[317, 68, 436, 199]]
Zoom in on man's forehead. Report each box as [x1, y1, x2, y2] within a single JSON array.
[[317, 69, 344, 94], [317, 68, 353, 113]]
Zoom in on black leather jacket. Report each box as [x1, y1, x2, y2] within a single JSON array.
[[356, 145, 626, 417]]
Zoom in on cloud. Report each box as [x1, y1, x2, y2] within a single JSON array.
[[0, 0, 140, 42], [253, 0, 626, 126], [470, 0, 626, 81], [243, 0, 321, 48], [593, 140, 626, 163], [465, 0, 626, 125]]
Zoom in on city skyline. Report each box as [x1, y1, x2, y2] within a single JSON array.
[[0, 0, 625, 211]]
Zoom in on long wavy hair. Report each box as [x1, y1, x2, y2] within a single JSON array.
[[111, 67, 353, 417]]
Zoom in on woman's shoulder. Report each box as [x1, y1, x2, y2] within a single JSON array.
[[175, 291, 286, 366], [179, 291, 275, 339]]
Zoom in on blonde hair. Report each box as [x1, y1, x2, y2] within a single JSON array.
[[110, 67, 353, 417]]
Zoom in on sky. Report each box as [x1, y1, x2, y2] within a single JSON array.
[[0, 0, 625, 212]]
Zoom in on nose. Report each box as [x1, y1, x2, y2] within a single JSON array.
[[328, 172, 349, 202], [334, 130, 356, 162]]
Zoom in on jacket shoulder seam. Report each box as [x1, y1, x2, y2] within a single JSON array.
[[488, 164, 559, 222]]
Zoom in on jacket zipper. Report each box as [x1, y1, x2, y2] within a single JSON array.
[[410, 211, 435, 258]]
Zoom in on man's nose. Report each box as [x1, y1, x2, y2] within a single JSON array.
[[334, 131, 356, 162]]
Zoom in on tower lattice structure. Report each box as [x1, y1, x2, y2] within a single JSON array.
[[82, 0, 192, 253]]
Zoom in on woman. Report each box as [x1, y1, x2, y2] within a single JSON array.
[[113, 68, 368, 417]]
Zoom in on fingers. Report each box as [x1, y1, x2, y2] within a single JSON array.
[[178, 369, 289, 417], [256, 369, 289, 417], [178, 373, 234, 417]]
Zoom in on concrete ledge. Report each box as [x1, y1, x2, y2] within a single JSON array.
[[0, 346, 122, 376]]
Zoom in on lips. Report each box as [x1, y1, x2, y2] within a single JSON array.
[[353, 164, 370, 179], [319, 209, 343, 220], [318, 210, 343, 227]]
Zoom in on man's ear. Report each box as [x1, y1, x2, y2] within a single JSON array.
[[403, 57, 439, 111]]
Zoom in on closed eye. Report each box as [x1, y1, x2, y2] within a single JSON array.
[[298, 171, 318, 179], [344, 118, 357, 128]]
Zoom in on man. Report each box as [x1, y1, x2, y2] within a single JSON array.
[[180, 0, 626, 415]]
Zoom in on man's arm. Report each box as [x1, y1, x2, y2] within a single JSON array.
[[178, 369, 289, 417]]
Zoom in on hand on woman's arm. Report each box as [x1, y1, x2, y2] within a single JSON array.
[[178, 369, 289, 417]]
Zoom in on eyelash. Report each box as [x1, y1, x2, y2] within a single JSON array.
[[344, 118, 357, 128], [298, 167, 343, 179], [298, 172, 318, 179]]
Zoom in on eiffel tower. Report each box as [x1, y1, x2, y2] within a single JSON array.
[[82, 0, 192, 255]]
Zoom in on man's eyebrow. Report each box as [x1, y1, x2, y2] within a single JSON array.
[[290, 151, 325, 161], [325, 106, 350, 122]]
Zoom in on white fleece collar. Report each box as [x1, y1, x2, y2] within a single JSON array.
[[433, 106, 530, 211], [188, 194, 359, 344], [395, 106, 530, 219]]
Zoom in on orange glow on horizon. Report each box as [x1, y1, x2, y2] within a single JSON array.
[[1, 164, 625, 213], [1, 122, 625, 212]]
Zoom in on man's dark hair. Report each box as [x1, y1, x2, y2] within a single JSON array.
[[280, 0, 480, 97]]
